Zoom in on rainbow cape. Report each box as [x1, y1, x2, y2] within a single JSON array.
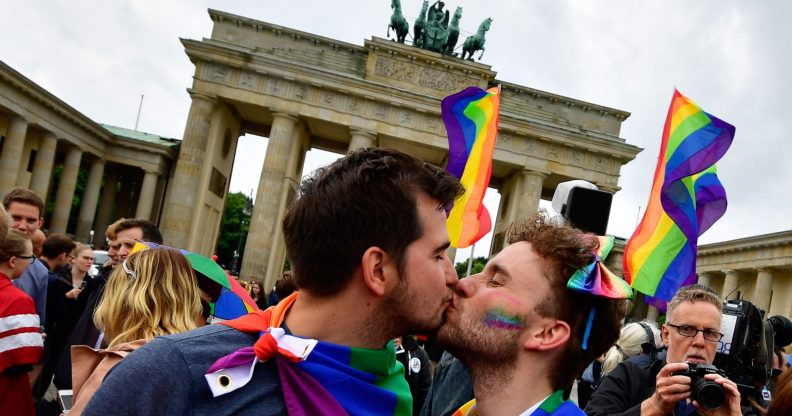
[[623, 90, 734, 301], [442, 85, 501, 248], [452, 389, 585, 416], [205, 293, 411, 416]]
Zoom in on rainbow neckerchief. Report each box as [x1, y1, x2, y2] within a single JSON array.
[[453, 390, 585, 416], [205, 292, 411, 415]]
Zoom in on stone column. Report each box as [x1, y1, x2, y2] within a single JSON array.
[[753, 268, 774, 312], [75, 159, 105, 242], [135, 170, 159, 221], [0, 116, 28, 196], [513, 169, 547, 222], [348, 129, 377, 151], [92, 170, 118, 247], [29, 132, 58, 198], [722, 269, 740, 300], [242, 112, 298, 281], [160, 93, 216, 248], [697, 271, 713, 288], [50, 146, 83, 233], [645, 305, 660, 323]]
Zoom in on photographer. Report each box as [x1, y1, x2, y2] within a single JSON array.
[[585, 284, 742, 416]]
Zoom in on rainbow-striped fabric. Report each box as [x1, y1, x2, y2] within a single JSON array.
[[452, 389, 585, 416], [442, 85, 501, 248], [624, 90, 734, 301], [206, 293, 412, 416]]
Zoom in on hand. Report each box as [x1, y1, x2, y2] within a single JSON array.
[[693, 373, 741, 416], [643, 362, 692, 415], [66, 288, 82, 299]]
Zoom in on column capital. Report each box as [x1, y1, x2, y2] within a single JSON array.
[[271, 111, 299, 123], [756, 267, 774, 274], [521, 169, 549, 179], [8, 114, 28, 124], [187, 90, 218, 103], [349, 128, 377, 137]]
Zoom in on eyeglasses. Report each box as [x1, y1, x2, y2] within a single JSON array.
[[17, 255, 37, 263], [122, 258, 136, 280], [667, 323, 724, 342]]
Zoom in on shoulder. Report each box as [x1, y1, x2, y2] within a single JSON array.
[[0, 285, 36, 314]]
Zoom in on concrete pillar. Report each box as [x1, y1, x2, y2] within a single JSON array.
[[29, 132, 58, 198], [160, 93, 217, 248], [75, 159, 105, 242], [241, 112, 298, 281], [753, 268, 774, 313], [513, 169, 547, 222], [50, 146, 83, 233], [92, 169, 118, 248], [645, 305, 660, 323], [697, 271, 713, 288], [722, 269, 740, 300], [348, 129, 377, 151], [135, 170, 159, 221], [0, 116, 28, 196]]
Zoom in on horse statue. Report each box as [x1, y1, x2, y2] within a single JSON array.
[[442, 6, 462, 55], [413, 0, 429, 48], [461, 17, 492, 61], [388, 0, 409, 43]]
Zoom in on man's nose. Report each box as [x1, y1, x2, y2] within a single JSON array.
[[444, 257, 459, 287], [454, 275, 478, 298], [691, 330, 707, 345]]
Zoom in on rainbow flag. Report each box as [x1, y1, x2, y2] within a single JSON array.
[[207, 293, 411, 415], [442, 85, 501, 248], [624, 90, 734, 301]]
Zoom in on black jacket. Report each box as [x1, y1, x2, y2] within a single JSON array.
[[584, 359, 690, 416], [396, 336, 433, 415]]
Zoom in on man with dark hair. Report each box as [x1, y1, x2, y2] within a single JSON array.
[[39, 234, 76, 273], [114, 218, 164, 262], [85, 148, 463, 415], [585, 284, 742, 416], [435, 214, 630, 415], [3, 187, 49, 322]]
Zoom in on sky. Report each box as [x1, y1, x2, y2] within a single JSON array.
[[2, 1, 790, 263]]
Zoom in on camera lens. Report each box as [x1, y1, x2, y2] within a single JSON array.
[[692, 379, 725, 410]]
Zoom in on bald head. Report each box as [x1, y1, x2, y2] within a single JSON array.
[[32, 229, 46, 257]]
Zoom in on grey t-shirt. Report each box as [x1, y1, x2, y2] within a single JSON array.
[[84, 324, 286, 415]]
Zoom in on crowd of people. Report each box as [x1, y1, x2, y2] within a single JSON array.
[[0, 147, 790, 415]]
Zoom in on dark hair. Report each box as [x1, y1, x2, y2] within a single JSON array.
[[769, 369, 792, 416], [283, 148, 463, 296], [114, 218, 163, 244], [41, 233, 76, 258], [3, 187, 44, 217], [507, 213, 627, 391], [275, 271, 297, 300]]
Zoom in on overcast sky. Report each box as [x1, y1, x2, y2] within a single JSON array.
[[2, 1, 790, 262]]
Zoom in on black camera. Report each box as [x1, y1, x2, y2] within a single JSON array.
[[714, 299, 792, 397], [673, 362, 726, 410]]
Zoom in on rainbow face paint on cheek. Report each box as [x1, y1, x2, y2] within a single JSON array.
[[483, 309, 525, 330]]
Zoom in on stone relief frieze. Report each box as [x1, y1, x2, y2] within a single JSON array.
[[239, 73, 257, 90], [322, 91, 335, 104], [294, 84, 308, 100], [399, 110, 413, 125], [267, 79, 283, 94], [211, 65, 229, 82], [374, 103, 389, 119], [349, 98, 362, 113], [373, 56, 469, 93]]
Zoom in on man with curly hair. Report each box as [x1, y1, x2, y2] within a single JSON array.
[[436, 213, 630, 415]]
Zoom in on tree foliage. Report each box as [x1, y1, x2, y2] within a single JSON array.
[[215, 191, 252, 272], [455, 256, 488, 278]]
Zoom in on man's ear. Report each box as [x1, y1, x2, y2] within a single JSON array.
[[661, 324, 671, 347], [523, 319, 571, 352], [360, 247, 389, 297]]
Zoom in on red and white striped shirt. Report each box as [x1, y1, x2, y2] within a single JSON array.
[[0, 275, 43, 372]]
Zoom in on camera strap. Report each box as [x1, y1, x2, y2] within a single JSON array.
[[638, 322, 657, 361]]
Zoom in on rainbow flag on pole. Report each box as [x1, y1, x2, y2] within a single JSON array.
[[442, 85, 501, 248], [623, 90, 734, 301]]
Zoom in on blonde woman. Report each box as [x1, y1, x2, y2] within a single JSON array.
[[68, 247, 202, 415], [601, 321, 662, 376]]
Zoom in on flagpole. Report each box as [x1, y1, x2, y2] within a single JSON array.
[[466, 244, 475, 278]]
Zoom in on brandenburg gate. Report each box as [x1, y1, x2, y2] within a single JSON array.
[[159, 9, 642, 290]]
